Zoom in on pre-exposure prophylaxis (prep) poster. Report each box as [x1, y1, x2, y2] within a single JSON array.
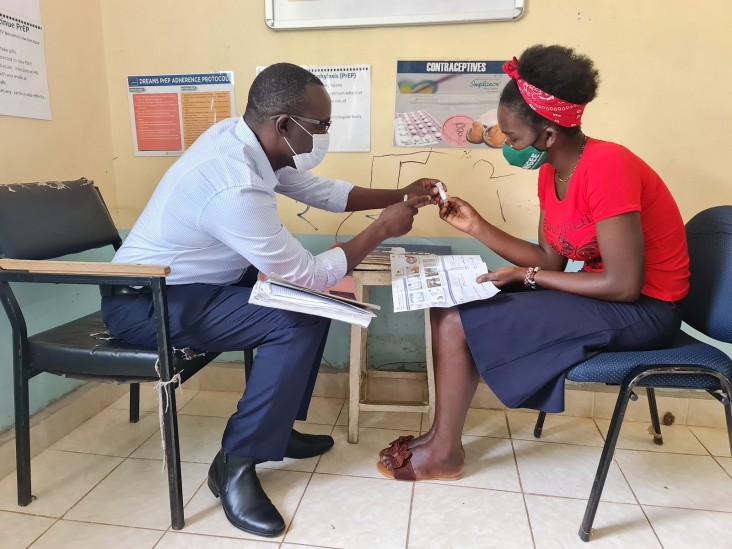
[[127, 72, 235, 156], [394, 60, 509, 149], [0, 7, 51, 120]]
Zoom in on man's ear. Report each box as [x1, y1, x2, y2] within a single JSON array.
[[272, 114, 289, 135]]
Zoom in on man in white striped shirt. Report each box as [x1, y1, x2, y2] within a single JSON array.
[[102, 63, 439, 537]]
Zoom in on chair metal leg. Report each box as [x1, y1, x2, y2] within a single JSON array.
[[578, 384, 634, 542], [129, 383, 140, 423], [151, 278, 185, 530], [646, 387, 663, 445], [534, 411, 547, 438], [161, 384, 185, 530], [725, 400, 732, 457], [244, 349, 254, 383], [14, 366, 32, 506]]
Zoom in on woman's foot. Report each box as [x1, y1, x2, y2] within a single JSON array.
[[378, 432, 432, 463], [379, 431, 463, 465], [377, 439, 463, 481]]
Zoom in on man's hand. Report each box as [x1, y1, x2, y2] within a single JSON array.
[[402, 178, 443, 205], [375, 195, 430, 239]]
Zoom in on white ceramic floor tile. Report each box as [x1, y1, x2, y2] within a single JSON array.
[[316, 426, 418, 478], [689, 425, 732, 457], [285, 473, 412, 549], [178, 391, 241, 418], [131, 415, 227, 464], [718, 457, 732, 477], [109, 384, 198, 414], [615, 450, 732, 511], [508, 411, 604, 446], [525, 494, 660, 548], [259, 423, 334, 473], [281, 545, 336, 549], [50, 407, 160, 457], [512, 440, 635, 503], [0, 450, 123, 517], [65, 459, 208, 529], [643, 505, 732, 548], [409, 483, 532, 549], [595, 420, 709, 455], [155, 532, 280, 549], [29, 520, 162, 548], [156, 532, 279, 548], [426, 435, 520, 492], [687, 397, 728, 428], [296, 396, 344, 426], [462, 408, 510, 438], [182, 469, 310, 542], [336, 408, 422, 431], [0, 510, 55, 549]]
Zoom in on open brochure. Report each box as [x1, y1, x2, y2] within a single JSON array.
[[248, 273, 380, 328], [390, 254, 500, 312]]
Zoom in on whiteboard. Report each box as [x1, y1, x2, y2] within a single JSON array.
[[264, 0, 524, 30]]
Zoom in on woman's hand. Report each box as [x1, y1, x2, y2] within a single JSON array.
[[402, 178, 442, 205], [476, 266, 525, 288], [439, 196, 485, 235]]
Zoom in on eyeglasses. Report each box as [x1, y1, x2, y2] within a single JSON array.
[[270, 114, 331, 133]]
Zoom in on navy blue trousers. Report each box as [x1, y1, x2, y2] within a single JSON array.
[[101, 282, 331, 462], [458, 289, 681, 413]]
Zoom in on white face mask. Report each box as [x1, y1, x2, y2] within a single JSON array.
[[283, 118, 330, 172]]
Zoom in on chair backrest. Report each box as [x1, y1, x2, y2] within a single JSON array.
[[680, 205, 732, 343], [0, 178, 121, 260]]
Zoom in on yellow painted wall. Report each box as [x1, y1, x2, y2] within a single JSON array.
[[3, 1, 731, 236], [0, 0, 116, 206]]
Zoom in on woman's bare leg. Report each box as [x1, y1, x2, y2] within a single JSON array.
[[381, 306, 480, 478]]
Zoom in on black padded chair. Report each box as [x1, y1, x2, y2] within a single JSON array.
[[0, 178, 220, 530], [533, 205, 732, 542]]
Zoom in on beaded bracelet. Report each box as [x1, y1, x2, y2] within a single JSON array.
[[524, 266, 541, 289]]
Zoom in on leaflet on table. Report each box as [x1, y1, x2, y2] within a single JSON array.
[[248, 273, 379, 328], [390, 254, 499, 312]]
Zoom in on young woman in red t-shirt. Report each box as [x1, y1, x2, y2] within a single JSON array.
[[378, 44, 689, 482]]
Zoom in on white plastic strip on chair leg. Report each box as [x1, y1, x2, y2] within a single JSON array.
[[153, 359, 183, 472]]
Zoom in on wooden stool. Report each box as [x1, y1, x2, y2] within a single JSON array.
[[347, 268, 436, 443]]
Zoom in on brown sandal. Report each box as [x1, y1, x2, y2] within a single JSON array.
[[376, 443, 462, 482], [378, 435, 414, 462]]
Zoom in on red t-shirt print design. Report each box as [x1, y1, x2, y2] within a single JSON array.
[[543, 213, 602, 270]]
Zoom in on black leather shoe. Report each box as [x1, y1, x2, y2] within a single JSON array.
[[284, 429, 334, 459], [208, 450, 285, 537]]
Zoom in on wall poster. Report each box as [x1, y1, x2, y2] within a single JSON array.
[[0, 4, 51, 120], [394, 60, 509, 149], [127, 71, 235, 157]]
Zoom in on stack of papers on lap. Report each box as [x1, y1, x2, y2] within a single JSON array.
[[248, 273, 379, 328]]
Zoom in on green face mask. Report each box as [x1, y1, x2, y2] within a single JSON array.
[[502, 133, 548, 170]]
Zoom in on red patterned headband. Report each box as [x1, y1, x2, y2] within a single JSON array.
[[502, 57, 586, 128]]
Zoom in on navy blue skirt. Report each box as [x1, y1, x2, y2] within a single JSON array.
[[458, 289, 681, 413]]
